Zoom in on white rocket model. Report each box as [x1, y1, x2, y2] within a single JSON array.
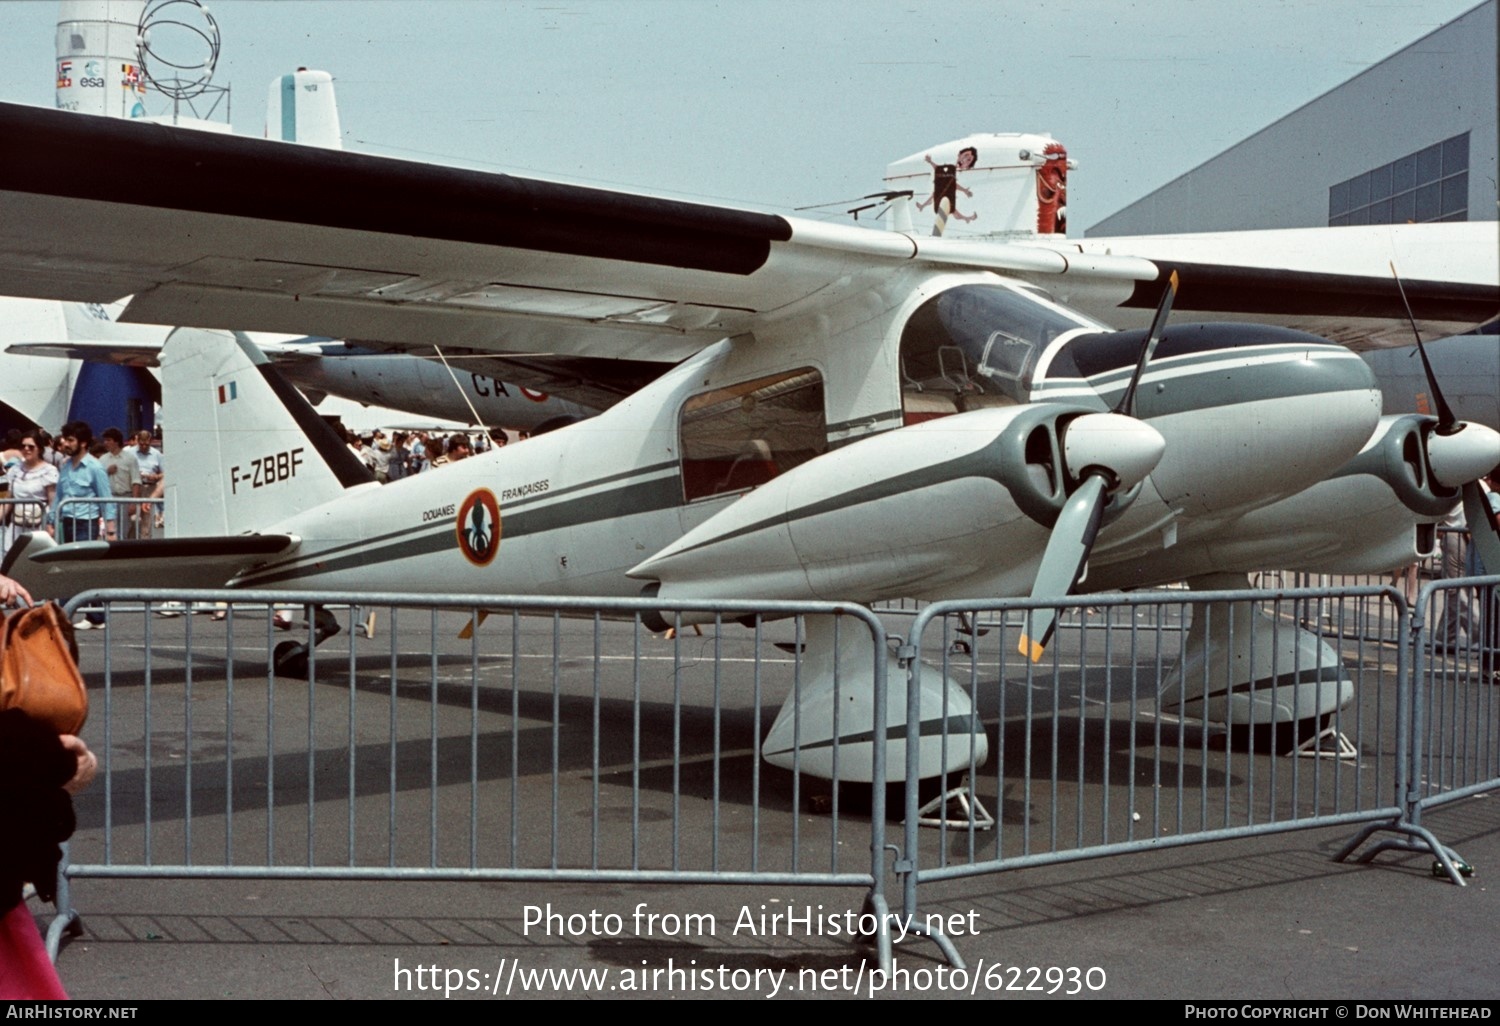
[[54, 0, 149, 119], [265, 68, 343, 149]]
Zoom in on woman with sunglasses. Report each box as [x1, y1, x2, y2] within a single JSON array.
[[1, 432, 58, 557]]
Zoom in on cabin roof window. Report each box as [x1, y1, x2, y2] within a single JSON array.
[[900, 284, 1099, 407]]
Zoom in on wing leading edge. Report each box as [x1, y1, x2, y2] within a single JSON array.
[[0, 101, 1494, 359]]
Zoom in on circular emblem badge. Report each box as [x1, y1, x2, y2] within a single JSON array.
[[520, 387, 550, 403], [455, 489, 501, 566]]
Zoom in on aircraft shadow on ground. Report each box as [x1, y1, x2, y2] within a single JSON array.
[[70, 632, 1396, 871]]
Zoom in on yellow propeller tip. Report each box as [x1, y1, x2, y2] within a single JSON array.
[[1018, 636, 1045, 663]]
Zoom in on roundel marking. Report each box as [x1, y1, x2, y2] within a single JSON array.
[[456, 488, 501, 567], [520, 387, 550, 402]]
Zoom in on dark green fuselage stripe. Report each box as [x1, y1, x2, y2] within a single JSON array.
[[242, 471, 684, 586], [505, 474, 683, 536], [1040, 346, 1369, 418], [1187, 666, 1350, 703], [762, 714, 984, 757], [244, 525, 458, 586], [505, 459, 681, 511], [659, 446, 1004, 562]]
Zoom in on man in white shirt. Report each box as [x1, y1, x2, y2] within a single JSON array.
[[98, 427, 142, 539]]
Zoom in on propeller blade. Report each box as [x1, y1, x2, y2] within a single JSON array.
[[1463, 482, 1500, 578], [1018, 473, 1107, 663], [1115, 269, 1179, 417], [457, 609, 490, 639], [1389, 261, 1457, 431]]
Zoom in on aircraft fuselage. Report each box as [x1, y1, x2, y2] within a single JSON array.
[[231, 294, 1399, 604]]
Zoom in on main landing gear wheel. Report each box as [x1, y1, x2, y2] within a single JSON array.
[[271, 605, 344, 678], [272, 640, 309, 678]]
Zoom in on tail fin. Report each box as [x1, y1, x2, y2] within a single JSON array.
[[265, 68, 343, 149], [161, 328, 374, 536]]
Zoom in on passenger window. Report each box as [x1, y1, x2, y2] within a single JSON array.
[[679, 368, 827, 503]]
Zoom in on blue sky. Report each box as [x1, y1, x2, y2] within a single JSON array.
[[1, 0, 1485, 229]]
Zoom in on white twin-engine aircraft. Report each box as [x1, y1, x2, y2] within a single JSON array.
[[1, 105, 1497, 782]]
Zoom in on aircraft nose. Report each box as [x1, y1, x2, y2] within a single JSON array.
[[1427, 422, 1500, 491], [1060, 412, 1166, 491]]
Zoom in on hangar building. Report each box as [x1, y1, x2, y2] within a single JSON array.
[[1087, 0, 1497, 235]]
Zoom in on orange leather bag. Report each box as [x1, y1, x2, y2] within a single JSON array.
[[0, 603, 88, 734]]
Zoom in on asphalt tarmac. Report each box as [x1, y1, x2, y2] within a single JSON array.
[[33, 799, 1500, 1001], [27, 599, 1500, 1001]]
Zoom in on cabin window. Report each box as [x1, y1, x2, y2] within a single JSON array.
[[679, 368, 827, 503]]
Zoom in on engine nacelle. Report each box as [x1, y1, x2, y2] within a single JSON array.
[[631, 403, 1163, 607], [1340, 414, 1500, 518]]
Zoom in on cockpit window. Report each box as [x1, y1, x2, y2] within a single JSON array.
[[899, 284, 1100, 413]]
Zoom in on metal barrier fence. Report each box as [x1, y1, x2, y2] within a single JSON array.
[[38, 578, 1500, 971], [1408, 575, 1500, 815], [56, 496, 165, 541], [51, 590, 899, 967], [1, 497, 165, 562], [894, 585, 1422, 959], [1331, 575, 1500, 884]]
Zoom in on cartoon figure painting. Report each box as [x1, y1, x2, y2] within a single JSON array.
[[917, 146, 979, 236], [1036, 142, 1068, 234]]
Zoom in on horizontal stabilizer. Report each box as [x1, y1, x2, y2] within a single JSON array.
[[6, 339, 164, 367], [1, 532, 299, 603]]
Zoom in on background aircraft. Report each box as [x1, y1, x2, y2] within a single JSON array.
[[7, 333, 604, 432], [1, 105, 1496, 781]]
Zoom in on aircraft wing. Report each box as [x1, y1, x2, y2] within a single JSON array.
[[0, 102, 1494, 359], [1040, 226, 1500, 349]]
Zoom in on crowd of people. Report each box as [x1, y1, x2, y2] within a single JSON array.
[[2, 423, 166, 628], [344, 427, 511, 481], [2, 424, 164, 553]]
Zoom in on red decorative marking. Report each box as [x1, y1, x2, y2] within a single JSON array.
[[455, 489, 501, 567]]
